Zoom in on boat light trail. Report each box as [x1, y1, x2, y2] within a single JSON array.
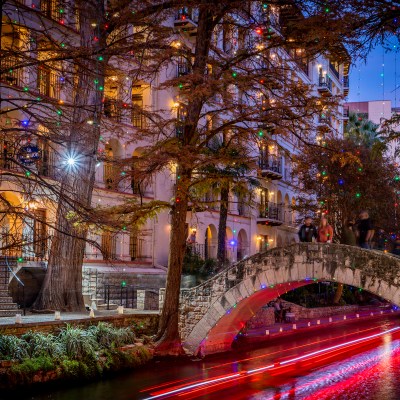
[[143, 326, 400, 399]]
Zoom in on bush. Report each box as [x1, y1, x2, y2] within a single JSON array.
[[88, 322, 135, 348], [9, 356, 56, 385], [183, 248, 217, 279], [58, 325, 98, 361], [0, 334, 29, 361], [0, 324, 152, 389], [21, 331, 64, 360]]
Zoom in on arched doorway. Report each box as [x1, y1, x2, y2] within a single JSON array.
[[225, 227, 235, 262], [284, 194, 290, 224], [237, 229, 249, 261], [204, 224, 217, 259]]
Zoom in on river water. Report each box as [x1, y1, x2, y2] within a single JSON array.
[[8, 315, 400, 400]]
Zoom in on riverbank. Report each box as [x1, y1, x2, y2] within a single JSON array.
[[0, 319, 154, 391]]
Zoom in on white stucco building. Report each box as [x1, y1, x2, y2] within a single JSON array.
[[0, 1, 349, 294]]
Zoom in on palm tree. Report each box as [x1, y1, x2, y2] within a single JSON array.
[[344, 112, 384, 151], [198, 135, 258, 269]]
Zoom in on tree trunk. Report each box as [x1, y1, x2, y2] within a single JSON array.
[[155, 5, 215, 355], [155, 173, 190, 355], [33, 0, 106, 311], [333, 283, 344, 304], [217, 182, 229, 267]]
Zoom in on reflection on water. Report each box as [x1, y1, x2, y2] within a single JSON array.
[[252, 339, 400, 400]]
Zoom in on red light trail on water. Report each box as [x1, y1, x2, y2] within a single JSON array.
[[141, 325, 382, 395], [142, 326, 400, 399]]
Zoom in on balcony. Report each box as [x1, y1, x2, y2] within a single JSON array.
[[177, 60, 191, 77], [174, 7, 198, 35], [0, 57, 24, 87], [343, 107, 349, 119], [103, 98, 122, 122], [258, 155, 282, 180], [317, 75, 333, 96], [257, 202, 283, 226], [343, 75, 349, 96], [40, 0, 64, 23], [237, 202, 249, 217], [329, 62, 340, 80], [0, 228, 51, 263], [0, 141, 58, 179], [186, 243, 216, 261]]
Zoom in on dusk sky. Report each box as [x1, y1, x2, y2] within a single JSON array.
[[348, 42, 400, 107]]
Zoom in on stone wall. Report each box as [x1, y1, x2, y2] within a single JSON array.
[[83, 268, 166, 309], [245, 300, 361, 330], [0, 314, 159, 337], [245, 307, 275, 329]]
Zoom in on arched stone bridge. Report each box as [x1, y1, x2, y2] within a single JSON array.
[[178, 243, 400, 356]]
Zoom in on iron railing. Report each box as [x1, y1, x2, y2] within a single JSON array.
[[318, 75, 333, 92], [258, 155, 282, 174], [103, 98, 122, 122], [259, 202, 283, 221], [329, 62, 340, 80], [175, 7, 198, 23], [186, 243, 216, 260], [0, 56, 24, 87], [102, 283, 159, 310]]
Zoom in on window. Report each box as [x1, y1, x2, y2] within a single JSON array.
[[259, 235, 269, 252], [130, 231, 143, 260], [176, 103, 187, 138], [132, 94, 144, 128], [37, 65, 60, 99], [33, 209, 46, 258], [101, 231, 117, 260], [177, 56, 191, 77], [37, 138, 56, 178], [40, 0, 64, 21]]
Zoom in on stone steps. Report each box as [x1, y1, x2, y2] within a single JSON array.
[[0, 265, 20, 317], [0, 296, 15, 303], [0, 302, 19, 310], [0, 309, 20, 317]]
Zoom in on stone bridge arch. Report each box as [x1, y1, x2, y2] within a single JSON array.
[[179, 243, 400, 356]]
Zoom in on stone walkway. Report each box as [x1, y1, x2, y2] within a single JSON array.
[[0, 308, 159, 326]]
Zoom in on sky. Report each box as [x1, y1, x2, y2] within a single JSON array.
[[348, 42, 400, 107]]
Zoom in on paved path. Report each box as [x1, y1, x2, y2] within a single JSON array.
[[243, 307, 400, 339], [0, 308, 159, 326]]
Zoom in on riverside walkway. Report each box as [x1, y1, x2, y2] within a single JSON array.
[[241, 306, 400, 343]]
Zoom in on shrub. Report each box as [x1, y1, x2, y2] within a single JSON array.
[[21, 331, 64, 360], [0, 334, 29, 361], [60, 359, 81, 378], [88, 322, 135, 348], [9, 356, 55, 385], [57, 325, 98, 361]]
